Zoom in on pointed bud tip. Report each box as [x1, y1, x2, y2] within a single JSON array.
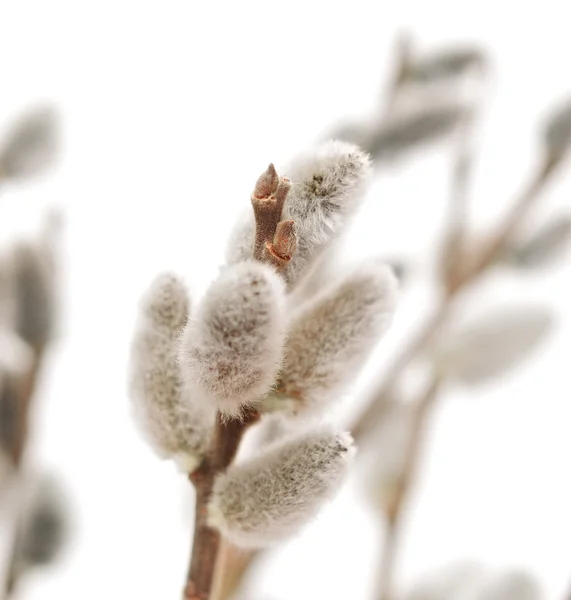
[[254, 163, 279, 198]]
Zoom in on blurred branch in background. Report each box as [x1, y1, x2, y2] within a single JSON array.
[[215, 33, 571, 600], [0, 107, 67, 599]]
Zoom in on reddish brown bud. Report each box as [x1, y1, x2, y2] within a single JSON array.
[[272, 220, 297, 260], [253, 163, 279, 198]]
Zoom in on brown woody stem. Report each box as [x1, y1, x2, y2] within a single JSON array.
[[212, 543, 259, 600], [376, 377, 441, 600], [441, 114, 476, 295], [10, 347, 45, 467], [185, 411, 259, 600], [1, 345, 47, 600]]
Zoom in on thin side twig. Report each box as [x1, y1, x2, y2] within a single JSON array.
[[380, 32, 413, 117], [365, 139, 562, 600], [440, 115, 476, 295], [376, 376, 442, 600], [10, 347, 45, 468], [210, 542, 259, 600], [1, 345, 47, 599], [467, 152, 561, 282]]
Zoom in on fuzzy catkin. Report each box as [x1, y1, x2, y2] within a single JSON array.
[[178, 261, 286, 417], [129, 273, 213, 471], [208, 430, 355, 548], [226, 140, 372, 290], [10, 242, 55, 348], [13, 474, 67, 571], [278, 261, 398, 415], [478, 572, 542, 600], [0, 106, 58, 180], [475, 572, 542, 600]]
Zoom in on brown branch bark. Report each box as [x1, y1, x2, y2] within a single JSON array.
[[211, 542, 259, 600], [9, 347, 45, 467], [185, 412, 259, 600], [376, 377, 441, 600], [1, 344, 46, 599], [440, 114, 476, 295]]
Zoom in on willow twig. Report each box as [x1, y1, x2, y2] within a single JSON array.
[[185, 411, 259, 600], [440, 114, 477, 295], [184, 162, 294, 600], [376, 376, 441, 600]]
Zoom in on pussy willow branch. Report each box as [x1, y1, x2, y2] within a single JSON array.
[[9, 346, 46, 468], [211, 544, 259, 600], [376, 376, 442, 600], [185, 413, 258, 600], [2, 344, 47, 600], [354, 150, 562, 443], [440, 114, 477, 294], [365, 149, 564, 600], [184, 170, 290, 600]]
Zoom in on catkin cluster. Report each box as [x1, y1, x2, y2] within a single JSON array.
[[129, 139, 398, 547]]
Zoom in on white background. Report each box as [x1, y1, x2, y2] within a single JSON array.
[[1, 1, 570, 599]]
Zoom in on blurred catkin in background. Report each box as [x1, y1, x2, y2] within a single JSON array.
[[1, 5, 571, 600]]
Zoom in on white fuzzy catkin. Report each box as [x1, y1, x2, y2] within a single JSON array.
[[474, 571, 543, 600], [208, 430, 355, 548], [249, 413, 292, 450], [543, 97, 571, 160], [433, 305, 554, 386], [406, 46, 486, 84], [178, 260, 286, 417], [226, 140, 372, 289], [507, 215, 571, 269], [10, 241, 56, 348], [0, 106, 58, 180], [278, 261, 398, 415], [405, 562, 487, 600], [129, 273, 213, 470]]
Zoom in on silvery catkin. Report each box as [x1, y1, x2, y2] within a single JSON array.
[[207, 429, 355, 547], [178, 260, 286, 417], [129, 272, 213, 472], [278, 260, 398, 415]]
